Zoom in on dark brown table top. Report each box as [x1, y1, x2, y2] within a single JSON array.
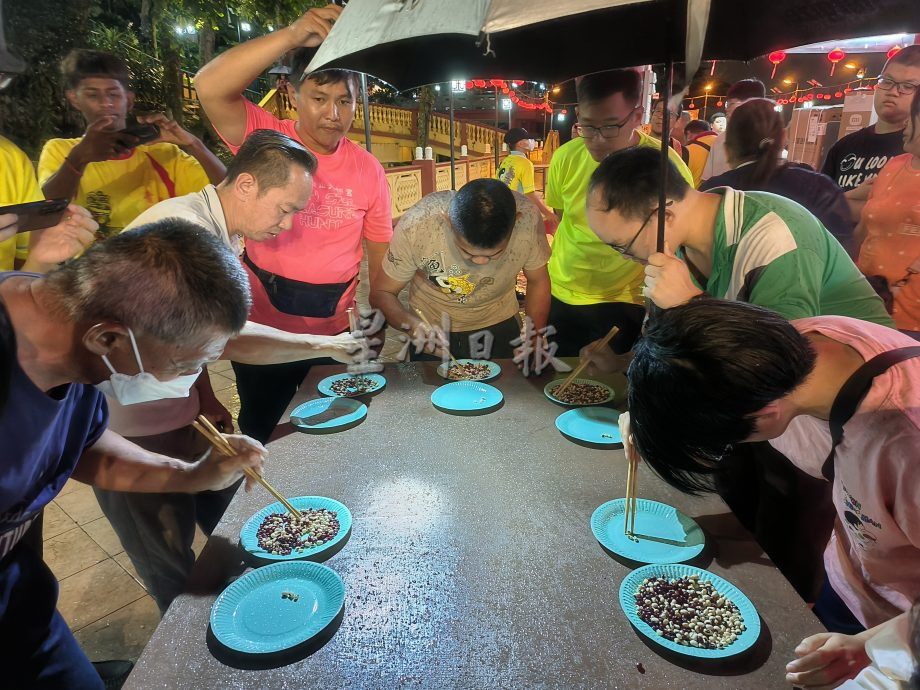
[[126, 360, 824, 689]]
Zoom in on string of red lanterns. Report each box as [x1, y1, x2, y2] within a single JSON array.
[[463, 79, 554, 112]]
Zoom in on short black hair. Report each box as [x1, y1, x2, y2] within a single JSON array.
[[62, 49, 130, 91], [588, 146, 690, 221], [627, 299, 817, 494], [684, 119, 712, 137], [727, 79, 766, 102], [709, 111, 726, 124], [447, 179, 517, 249], [576, 69, 642, 106], [225, 129, 318, 192], [290, 48, 359, 96], [886, 44, 920, 70], [44, 218, 251, 345]]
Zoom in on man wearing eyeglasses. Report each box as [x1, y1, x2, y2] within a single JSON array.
[[821, 45, 920, 196], [544, 70, 692, 358]]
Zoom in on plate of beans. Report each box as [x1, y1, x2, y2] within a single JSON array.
[[240, 496, 352, 563], [619, 564, 761, 658], [544, 378, 615, 407], [317, 373, 386, 398], [436, 359, 501, 382]]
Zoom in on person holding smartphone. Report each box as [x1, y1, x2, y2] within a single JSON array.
[[38, 49, 225, 241]]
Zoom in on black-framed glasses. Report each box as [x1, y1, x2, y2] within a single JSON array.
[[575, 108, 638, 140], [607, 201, 673, 256], [876, 75, 920, 96]]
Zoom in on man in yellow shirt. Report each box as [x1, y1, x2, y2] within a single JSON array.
[[545, 69, 693, 356], [495, 127, 556, 227], [39, 50, 225, 240]]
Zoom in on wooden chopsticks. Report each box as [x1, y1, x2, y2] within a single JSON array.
[[347, 307, 357, 333], [413, 308, 459, 365], [624, 448, 639, 537], [555, 325, 620, 395], [192, 414, 302, 519]]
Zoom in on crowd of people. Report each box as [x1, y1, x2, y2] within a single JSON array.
[[0, 1, 918, 687]]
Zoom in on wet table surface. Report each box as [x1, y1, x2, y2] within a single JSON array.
[[127, 360, 824, 689]]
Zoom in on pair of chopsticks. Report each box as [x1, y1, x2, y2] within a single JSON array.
[[191, 415, 302, 519], [413, 308, 459, 366], [624, 447, 639, 536], [555, 325, 620, 395]]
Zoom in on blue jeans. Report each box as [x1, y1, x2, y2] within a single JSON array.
[[813, 576, 866, 635], [0, 544, 102, 689]]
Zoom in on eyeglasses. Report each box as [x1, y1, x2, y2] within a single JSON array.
[[607, 201, 673, 257], [876, 75, 920, 96], [575, 108, 638, 140]]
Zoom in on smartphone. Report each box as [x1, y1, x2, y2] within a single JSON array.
[[0, 199, 70, 233], [117, 123, 161, 146]]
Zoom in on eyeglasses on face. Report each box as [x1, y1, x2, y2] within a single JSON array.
[[876, 75, 920, 96], [607, 201, 673, 257], [575, 108, 638, 140]]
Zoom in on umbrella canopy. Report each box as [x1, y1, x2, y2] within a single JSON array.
[[308, 0, 918, 90]]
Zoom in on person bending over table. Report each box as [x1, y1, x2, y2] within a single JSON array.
[[95, 130, 366, 614], [370, 179, 551, 361], [624, 299, 920, 639], [0, 220, 265, 689]]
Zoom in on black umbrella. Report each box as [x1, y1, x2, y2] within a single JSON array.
[[309, 0, 919, 248]]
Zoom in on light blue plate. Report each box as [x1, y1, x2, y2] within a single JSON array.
[[555, 407, 621, 445], [240, 496, 352, 563], [290, 397, 367, 434], [436, 359, 501, 382], [592, 498, 705, 564], [316, 373, 386, 398], [210, 561, 345, 655], [544, 378, 615, 407], [431, 381, 503, 415], [619, 563, 761, 659]]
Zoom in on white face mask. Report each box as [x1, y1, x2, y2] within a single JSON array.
[[526, 139, 536, 151], [94, 328, 201, 406]]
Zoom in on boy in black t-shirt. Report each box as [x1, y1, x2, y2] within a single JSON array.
[[821, 46, 920, 192]]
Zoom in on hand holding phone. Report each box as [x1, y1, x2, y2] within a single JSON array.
[[0, 199, 70, 233], [117, 123, 161, 147]]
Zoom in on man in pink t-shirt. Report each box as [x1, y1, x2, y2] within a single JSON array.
[[196, 3, 392, 442], [622, 299, 920, 636]]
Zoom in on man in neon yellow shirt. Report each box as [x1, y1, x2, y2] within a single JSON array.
[[496, 127, 555, 227], [545, 69, 692, 355], [39, 50, 225, 241]]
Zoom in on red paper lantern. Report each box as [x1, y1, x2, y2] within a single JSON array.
[[716, 100, 724, 107], [768, 50, 786, 79], [688, 102, 695, 109], [512, 80, 523, 87], [465, 80, 474, 90], [561, 109, 568, 115], [887, 45, 902, 60], [835, 91, 843, 98], [489, 78, 504, 88], [472, 79, 486, 88], [844, 87, 853, 93], [789, 96, 797, 103], [827, 48, 846, 76]]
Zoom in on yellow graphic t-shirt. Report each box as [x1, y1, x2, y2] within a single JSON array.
[[38, 140, 209, 240], [0, 136, 43, 269], [496, 152, 535, 194], [545, 131, 693, 306]]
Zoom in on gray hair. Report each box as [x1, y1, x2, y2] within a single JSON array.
[[44, 218, 251, 345]]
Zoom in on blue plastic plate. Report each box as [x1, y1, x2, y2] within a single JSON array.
[[210, 561, 345, 655], [544, 378, 615, 407], [592, 498, 705, 564], [290, 397, 367, 434], [436, 359, 501, 382], [555, 407, 622, 446], [431, 381, 503, 415], [240, 496, 352, 563], [619, 563, 761, 658], [316, 372, 386, 398]]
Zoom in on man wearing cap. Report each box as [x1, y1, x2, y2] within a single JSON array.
[[496, 127, 556, 229]]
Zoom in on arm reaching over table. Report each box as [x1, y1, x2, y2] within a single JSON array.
[[73, 428, 266, 494], [223, 321, 363, 365]]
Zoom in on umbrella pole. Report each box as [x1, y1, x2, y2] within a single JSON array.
[[361, 73, 372, 153], [494, 86, 500, 170], [657, 61, 674, 253], [449, 83, 456, 190]]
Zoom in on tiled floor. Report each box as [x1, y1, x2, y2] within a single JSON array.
[[55, 293, 407, 663]]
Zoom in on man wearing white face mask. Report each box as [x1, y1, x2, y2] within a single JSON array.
[[0, 219, 265, 689], [496, 127, 557, 230]]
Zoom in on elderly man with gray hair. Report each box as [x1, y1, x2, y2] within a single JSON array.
[[0, 219, 265, 689]]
